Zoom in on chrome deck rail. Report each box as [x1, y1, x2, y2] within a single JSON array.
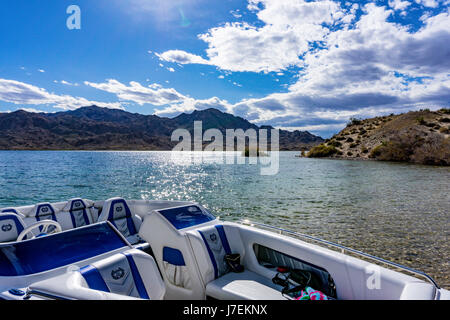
[[238, 219, 441, 292]]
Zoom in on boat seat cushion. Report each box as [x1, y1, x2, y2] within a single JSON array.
[[206, 270, 287, 300], [29, 249, 165, 300], [32, 203, 58, 232], [0, 213, 26, 242], [197, 225, 233, 279], [34, 203, 57, 222], [98, 198, 142, 244], [64, 198, 93, 228]]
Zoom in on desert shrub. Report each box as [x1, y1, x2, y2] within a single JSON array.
[[417, 116, 426, 125], [346, 137, 354, 142], [350, 143, 358, 148], [336, 150, 343, 156], [366, 132, 449, 165], [411, 136, 450, 165], [359, 129, 367, 135], [441, 118, 450, 123], [369, 145, 383, 158], [439, 126, 450, 134], [362, 147, 369, 154], [349, 117, 362, 126], [439, 108, 450, 114], [307, 144, 338, 157], [336, 136, 346, 141], [347, 151, 353, 156], [327, 140, 342, 148]]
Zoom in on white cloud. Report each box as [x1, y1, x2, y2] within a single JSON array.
[[58, 80, 79, 86], [38, 69, 45, 73], [388, 0, 411, 11], [157, 0, 351, 73], [415, 0, 440, 8], [156, 50, 210, 65], [19, 107, 45, 113], [84, 78, 234, 117], [167, 67, 175, 72], [0, 78, 123, 110], [84, 79, 187, 106]]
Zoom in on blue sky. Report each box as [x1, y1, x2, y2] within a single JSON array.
[[0, 0, 449, 137]]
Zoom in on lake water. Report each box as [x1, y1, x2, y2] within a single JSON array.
[[0, 150, 448, 288]]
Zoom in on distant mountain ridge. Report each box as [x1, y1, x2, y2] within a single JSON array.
[[0, 106, 324, 150]]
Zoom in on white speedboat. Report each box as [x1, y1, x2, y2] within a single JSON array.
[[0, 197, 448, 300]]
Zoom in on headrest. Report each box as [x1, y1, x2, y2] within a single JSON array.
[[1, 208, 24, 218], [34, 203, 56, 218], [105, 198, 132, 220], [64, 198, 87, 212], [0, 213, 25, 242]]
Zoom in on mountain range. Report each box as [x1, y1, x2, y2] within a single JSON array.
[[0, 106, 324, 150]]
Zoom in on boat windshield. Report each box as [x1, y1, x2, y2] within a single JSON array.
[[0, 222, 128, 277]]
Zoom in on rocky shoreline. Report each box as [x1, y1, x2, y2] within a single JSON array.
[[306, 108, 450, 166]]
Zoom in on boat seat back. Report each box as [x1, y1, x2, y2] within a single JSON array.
[[1, 208, 21, 215], [97, 197, 142, 244], [33, 203, 57, 222], [67, 198, 93, 228], [186, 224, 246, 285], [29, 203, 58, 233], [56, 198, 94, 230], [0, 212, 27, 242], [79, 249, 165, 299], [139, 209, 217, 299]]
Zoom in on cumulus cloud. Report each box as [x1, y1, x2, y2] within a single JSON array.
[[84, 79, 232, 117], [157, 0, 352, 73], [156, 50, 210, 65], [415, 0, 440, 8], [84, 79, 188, 106], [0, 78, 123, 110], [388, 0, 411, 11]]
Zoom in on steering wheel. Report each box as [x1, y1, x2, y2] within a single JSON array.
[[17, 220, 62, 241]]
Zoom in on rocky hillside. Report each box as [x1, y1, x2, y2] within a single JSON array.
[[307, 109, 450, 166], [0, 106, 324, 151]]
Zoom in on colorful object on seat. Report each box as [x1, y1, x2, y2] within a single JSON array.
[[294, 286, 329, 300], [277, 266, 289, 273]]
